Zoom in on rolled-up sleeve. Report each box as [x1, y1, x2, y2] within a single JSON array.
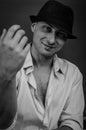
[[59, 68, 85, 130]]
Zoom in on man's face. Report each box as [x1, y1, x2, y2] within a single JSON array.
[[31, 22, 67, 57]]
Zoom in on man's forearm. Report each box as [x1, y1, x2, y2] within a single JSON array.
[[0, 76, 17, 129]]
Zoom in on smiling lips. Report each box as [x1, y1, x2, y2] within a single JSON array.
[[41, 42, 56, 49]]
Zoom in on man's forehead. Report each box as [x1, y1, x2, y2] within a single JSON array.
[[36, 21, 61, 30]]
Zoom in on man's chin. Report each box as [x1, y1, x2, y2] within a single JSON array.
[[40, 51, 55, 58]]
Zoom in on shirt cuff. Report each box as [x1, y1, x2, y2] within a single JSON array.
[[59, 119, 83, 130]]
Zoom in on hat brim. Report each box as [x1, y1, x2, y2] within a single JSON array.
[[30, 15, 77, 39]]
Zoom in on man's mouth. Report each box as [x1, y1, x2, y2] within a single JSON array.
[[41, 42, 55, 49]]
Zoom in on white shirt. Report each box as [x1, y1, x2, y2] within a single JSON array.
[[6, 49, 84, 130]]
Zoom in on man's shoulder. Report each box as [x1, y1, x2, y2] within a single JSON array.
[[57, 57, 82, 77]]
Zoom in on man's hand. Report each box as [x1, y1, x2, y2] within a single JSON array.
[[0, 25, 30, 80]]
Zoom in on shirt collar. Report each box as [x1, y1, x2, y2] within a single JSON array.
[[23, 45, 66, 75], [23, 45, 34, 74], [53, 54, 66, 75]]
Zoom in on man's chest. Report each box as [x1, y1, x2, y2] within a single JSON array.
[[33, 68, 51, 106]]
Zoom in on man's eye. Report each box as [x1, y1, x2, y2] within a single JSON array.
[[56, 31, 68, 40], [42, 26, 52, 33]]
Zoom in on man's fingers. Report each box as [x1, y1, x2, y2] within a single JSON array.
[[18, 36, 28, 49], [13, 29, 25, 43], [21, 43, 30, 56], [6, 25, 20, 39], [0, 29, 7, 40]]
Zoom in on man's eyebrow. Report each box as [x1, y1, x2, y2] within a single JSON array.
[[46, 23, 53, 28], [42, 22, 52, 28], [46, 23, 60, 31]]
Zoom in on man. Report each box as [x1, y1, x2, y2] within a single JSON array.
[[0, 0, 84, 130]]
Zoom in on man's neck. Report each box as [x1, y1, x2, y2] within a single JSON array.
[[30, 45, 53, 69]]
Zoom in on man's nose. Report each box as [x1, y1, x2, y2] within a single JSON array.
[[47, 32, 56, 44]]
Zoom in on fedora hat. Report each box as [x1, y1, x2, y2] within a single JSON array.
[[30, 0, 77, 39]]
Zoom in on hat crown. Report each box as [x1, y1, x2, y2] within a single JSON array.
[[38, 0, 73, 32], [30, 0, 76, 39]]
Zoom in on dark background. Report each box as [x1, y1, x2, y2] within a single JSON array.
[[0, 0, 86, 115]]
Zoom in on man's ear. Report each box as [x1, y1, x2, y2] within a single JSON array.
[[31, 23, 37, 32]]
